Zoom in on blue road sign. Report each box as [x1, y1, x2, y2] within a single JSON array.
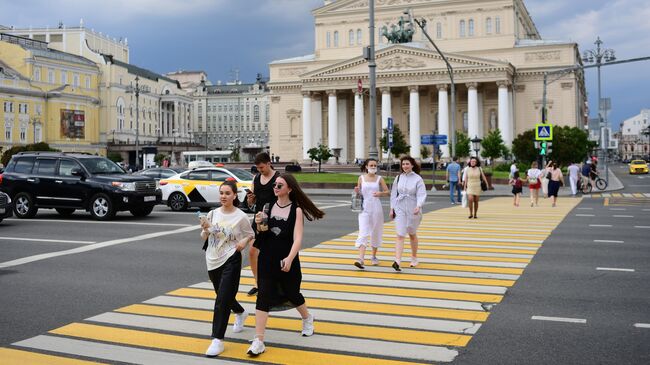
[[535, 123, 553, 141], [388, 132, 394, 148], [421, 134, 448, 145], [387, 117, 394, 132]]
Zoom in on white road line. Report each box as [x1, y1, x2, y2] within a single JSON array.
[[0, 225, 198, 269], [623, 193, 634, 197], [85, 312, 460, 363], [633, 323, 650, 329], [644, 193, 650, 197], [299, 251, 528, 268], [145, 295, 481, 335], [5, 218, 191, 227], [634, 226, 650, 229], [593, 240, 624, 243], [333, 238, 539, 251], [613, 215, 634, 218], [596, 267, 635, 272], [643, 209, 650, 212], [531, 316, 587, 324], [576, 214, 596, 217], [589, 224, 612, 227], [0, 237, 95, 244], [319, 203, 352, 209], [14, 335, 248, 365], [602, 193, 612, 197], [577, 207, 594, 210], [314, 244, 534, 259], [609, 208, 627, 211]]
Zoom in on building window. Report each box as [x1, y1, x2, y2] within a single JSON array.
[[468, 19, 474, 36], [436, 22, 442, 39], [85, 75, 91, 88], [265, 104, 270, 122], [20, 125, 27, 142], [495, 16, 501, 34], [486, 17, 492, 34], [33, 67, 41, 81], [48, 68, 54, 83], [73, 73, 80, 87], [357, 29, 362, 45], [4, 122, 11, 141], [463, 112, 468, 132], [61, 71, 67, 85], [349, 30, 354, 46], [3, 101, 13, 113], [334, 31, 339, 47], [326, 31, 331, 48], [254, 105, 260, 122], [19, 103, 28, 114], [459, 20, 466, 37]]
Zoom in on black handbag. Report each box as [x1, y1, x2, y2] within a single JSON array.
[[479, 168, 488, 191]]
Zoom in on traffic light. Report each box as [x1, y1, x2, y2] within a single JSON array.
[[546, 142, 553, 155], [540, 141, 547, 156]]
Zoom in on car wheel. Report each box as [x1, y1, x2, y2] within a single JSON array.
[[89, 193, 116, 220], [130, 206, 154, 217], [168, 192, 188, 211], [55, 208, 75, 216], [14, 192, 38, 218]]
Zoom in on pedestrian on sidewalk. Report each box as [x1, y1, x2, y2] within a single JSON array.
[[247, 174, 324, 357], [446, 156, 462, 204], [353, 158, 390, 269], [527, 161, 542, 207], [389, 156, 426, 272], [547, 162, 564, 207], [462, 157, 489, 219], [567, 161, 580, 196], [245, 152, 280, 297], [509, 171, 524, 207], [200, 180, 255, 357], [509, 159, 519, 179]]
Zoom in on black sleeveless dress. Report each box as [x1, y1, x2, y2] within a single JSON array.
[[255, 202, 305, 312], [251, 171, 279, 248]]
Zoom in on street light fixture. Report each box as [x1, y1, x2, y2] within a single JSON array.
[[471, 135, 482, 157]]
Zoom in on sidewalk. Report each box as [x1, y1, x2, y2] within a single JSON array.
[[304, 167, 625, 197]]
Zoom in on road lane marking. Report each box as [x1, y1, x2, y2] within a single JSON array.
[[593, 240, 624, 243], [609, 208, 626, 211], [596, 267, 635, 272], [634, 226, 650, 229], [613, 215, 634, 218], [5, 218, 192, 227], [577, 207, 593, 210], [633, 323, 650, 329], [589, 224, 612, 227], [0, 237, 96, 244], [576, 214, 595, 217], [531, 316, 586, 324], [0, 225, 198, 269]]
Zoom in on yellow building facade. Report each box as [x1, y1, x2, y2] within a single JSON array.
[[0, 33, 102, 155]]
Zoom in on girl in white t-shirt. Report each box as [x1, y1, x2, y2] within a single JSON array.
[[527, 161, 542, 207], [201, 180, 255, 357]]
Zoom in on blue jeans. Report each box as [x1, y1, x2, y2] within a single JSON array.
[[449, 181, 461, 203]]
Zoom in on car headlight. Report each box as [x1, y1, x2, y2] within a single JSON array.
[[111, 182, 136, 191]]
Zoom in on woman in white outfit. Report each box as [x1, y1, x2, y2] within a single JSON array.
[[389, 156, 427, 272], [354, 158, 390, 269]]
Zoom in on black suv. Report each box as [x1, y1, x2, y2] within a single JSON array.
[[0, 152, 161, 220]]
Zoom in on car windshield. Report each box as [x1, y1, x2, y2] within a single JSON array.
[[631, 160, 646, 164], [227, 168, 254, 181], [80, 158, 125, 174]]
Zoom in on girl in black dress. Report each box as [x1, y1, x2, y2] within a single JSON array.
[[246, 173, 325, 357]]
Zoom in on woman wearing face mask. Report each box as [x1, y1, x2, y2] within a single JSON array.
[[389, 156, 427, 271], [353, 158, 390, 269]]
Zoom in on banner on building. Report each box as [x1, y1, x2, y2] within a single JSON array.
[[60, 109, 85, 139]]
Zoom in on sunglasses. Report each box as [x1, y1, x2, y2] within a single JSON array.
[[273, 183, 284, 189]]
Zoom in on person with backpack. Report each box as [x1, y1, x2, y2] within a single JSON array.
[[509, 171, 524, 207], [527, 161, 542, 207]]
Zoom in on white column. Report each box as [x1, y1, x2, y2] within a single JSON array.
[[302, 92, 312, 160], [478, 91, 484, 138], [311, 93, 322, 145], [354, 90, 365, 159], [337, 98, 348, 162], [327, 90, 338, 150], [467, 82, 479, 141], [409, 86, 421, 158], [498, 81, 511, 147], [508, 88, 514, 147], [437, 84, 450, 158], [381, 87, 391, 159]]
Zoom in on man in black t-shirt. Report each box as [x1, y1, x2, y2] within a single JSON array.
[[245, 152, 279, 296]]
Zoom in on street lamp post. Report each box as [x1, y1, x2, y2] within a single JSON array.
[[582, 37, 616, 182], [171, 128, 178, 166], [126, 76, 149, 170], [367, 0, 378, 159], [471, 135, 482, 158]]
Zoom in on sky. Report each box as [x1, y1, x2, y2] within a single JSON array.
[[1, 0, 648, 130]]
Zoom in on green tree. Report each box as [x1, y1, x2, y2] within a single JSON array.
[[107, 152, 123, 163], [420, 145, 431, 160], [548, 126, 595, 166], [307, 143, 333, 173], [154, 153, 168, 166], [455, 132, 471, 158], [511, 129, 538, 164], [230, 147, 241, 162], [1, 142, 59, 166], [379, 124, 410, 156], [481, 129, 509, 164]]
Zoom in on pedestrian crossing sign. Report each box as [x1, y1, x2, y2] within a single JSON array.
[[535, 123, 553, 141]]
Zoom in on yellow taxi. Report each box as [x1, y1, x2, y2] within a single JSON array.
[[160, 167, 253, 211], [629, 160, 649, 174]]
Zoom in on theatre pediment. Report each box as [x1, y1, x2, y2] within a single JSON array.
[[315, 0, 438, 14]]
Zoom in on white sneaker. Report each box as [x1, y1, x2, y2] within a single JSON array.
[[233, 311, 248, 333], [247, 337, 265, 356], [205, 338, 224, 357], [370, 257, 380, 266], [301, 314, 314, 336], [410, 258, 419, 267]]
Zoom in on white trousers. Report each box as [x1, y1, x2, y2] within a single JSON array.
[[570, 176, 578, 195], [356, 210, 384, 248]]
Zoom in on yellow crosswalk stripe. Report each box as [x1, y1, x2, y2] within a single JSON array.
[[322, 240, 538, 255], [0, 348, 106, 365], [338, 236, 543, 248], [115, 304, 473, 346], [50, 323, 427, 365]]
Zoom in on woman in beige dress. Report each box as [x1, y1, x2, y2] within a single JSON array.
[[462, 157, 489, 219]]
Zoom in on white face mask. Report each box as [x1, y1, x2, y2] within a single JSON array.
[[367, 167, 377, 174]]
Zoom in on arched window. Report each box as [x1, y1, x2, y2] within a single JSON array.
[[333, 31, 339, 47], [459, 20, 466, 37], [254, 105, 260, 122], [486, 17, 492, 34], [326, 31, 331, 48], [495, 16, 501, 34], [349, 30, 354, 46], [463, 112, 468, 132], [468, 19, 474, 36], [436, 22, 442, 39], [356, 29, 362, 45]]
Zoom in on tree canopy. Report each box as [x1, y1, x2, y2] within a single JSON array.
[[380, 124, 410, 157]]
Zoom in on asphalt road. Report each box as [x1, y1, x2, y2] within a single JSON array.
[[610, 162, 650, 193]]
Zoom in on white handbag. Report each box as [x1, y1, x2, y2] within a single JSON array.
[[461, 191, 468, 208]]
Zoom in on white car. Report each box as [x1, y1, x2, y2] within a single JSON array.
[[160, 167, 254, 211]]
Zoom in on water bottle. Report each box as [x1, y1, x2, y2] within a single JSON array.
[[259, 203, 270, 231], [351, 191, 363, 213]]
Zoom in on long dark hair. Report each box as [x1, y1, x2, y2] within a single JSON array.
[[280, 173, 324, 221], [469, 156, 482, 167], [360, 158, 378, 173], [220, 180, 240, 207], [400, 155, 421, 174]]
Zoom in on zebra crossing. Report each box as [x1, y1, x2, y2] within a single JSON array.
[[3, 197, 579, 364], [583, 192, 650, 198]]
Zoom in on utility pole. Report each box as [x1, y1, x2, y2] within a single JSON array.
[[367, 0, 378, 159]]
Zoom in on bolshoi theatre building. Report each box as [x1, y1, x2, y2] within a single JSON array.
[[268, 0, 587, 162]]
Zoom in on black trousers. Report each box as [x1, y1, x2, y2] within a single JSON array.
[[208, 250, 245, 339]]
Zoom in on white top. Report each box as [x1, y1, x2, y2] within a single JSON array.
[[510, 164, 519, 174], [568, 164, 580, 179], [359, 175, 383, 214], [527, 168, 542, 182], [390, 172, 427, 210], [204, 208, 254, 271]]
